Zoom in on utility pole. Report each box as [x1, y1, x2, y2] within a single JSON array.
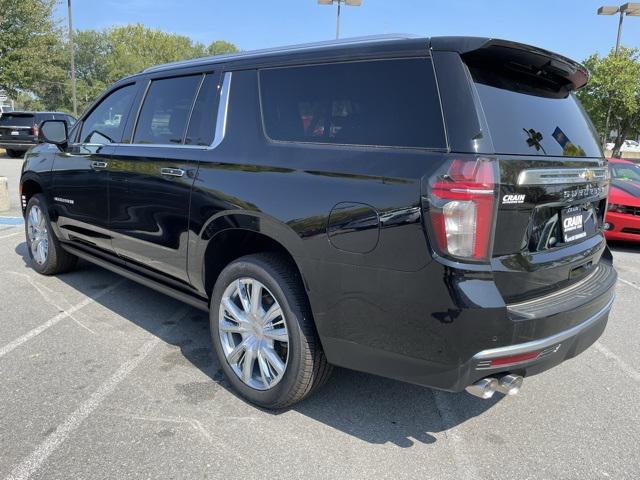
[[336, 0, 341, 39], [67, 0, 78, 117]]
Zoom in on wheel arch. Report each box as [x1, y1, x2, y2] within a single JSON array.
[[20, 174, 44, 215], [193, 212, 311, 301]]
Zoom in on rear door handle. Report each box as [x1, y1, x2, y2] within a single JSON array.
[[160, 167, 185, 178], [91, 161, 108, 169]]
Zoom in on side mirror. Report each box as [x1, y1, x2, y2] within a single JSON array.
[[39, 120, 68, 149]]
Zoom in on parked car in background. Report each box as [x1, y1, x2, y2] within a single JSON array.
[[0, 111, 75, 158], [21, 35, 616, 408], [0, 104, 14, 117], [605, 158, 640, 242], [605, 139, 640, 153]]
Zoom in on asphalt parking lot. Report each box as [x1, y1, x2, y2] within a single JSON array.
[[1, 150, 639, 480]]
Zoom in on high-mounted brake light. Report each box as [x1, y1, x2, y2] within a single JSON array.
[[426, 157, 498, 261]]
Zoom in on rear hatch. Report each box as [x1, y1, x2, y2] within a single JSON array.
[[430, 39, 609, 303], [0, 113, 37, 144]]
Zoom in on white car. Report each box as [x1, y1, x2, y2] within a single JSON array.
[[605, 139, 640, 152]]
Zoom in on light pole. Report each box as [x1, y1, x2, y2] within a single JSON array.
[[597, 4, 640, 149], [67, 0, 77, 117], [318, 0, 362, 39]]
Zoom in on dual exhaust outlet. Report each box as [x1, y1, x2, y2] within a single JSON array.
[[465, 374, 523, 399]]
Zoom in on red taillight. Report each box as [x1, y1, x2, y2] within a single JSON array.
[[489, 351, 541, 367], [426, 157, 498, 261], [31, 124, 39, 137]]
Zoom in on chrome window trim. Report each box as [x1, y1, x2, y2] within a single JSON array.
[[211, 71, 232, 150], [517, 167, 609, 185], [105, 71, 232, 151]]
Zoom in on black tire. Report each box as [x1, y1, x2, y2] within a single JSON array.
[[210, 253, 332, 408], [5, 149, 23, 158], [25, 194, 77, 275]]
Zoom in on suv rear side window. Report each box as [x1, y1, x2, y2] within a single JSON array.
[[0, 113, 34, 127], [80, 84, 136, 144], [259, 58, 446, 149], [133, 75, 201, 145]]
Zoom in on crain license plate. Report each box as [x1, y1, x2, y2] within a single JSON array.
[[561, 206, 587, 243], [10, 131, 19, 136]]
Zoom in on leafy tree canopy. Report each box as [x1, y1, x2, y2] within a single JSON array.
[[3, 13, 238, 115], [577, 47, 640, 157], [0, 0, 63, 98]]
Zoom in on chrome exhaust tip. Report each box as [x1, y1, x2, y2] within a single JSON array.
[[465, 377, 498, 399], [495, 374, 523, 396]]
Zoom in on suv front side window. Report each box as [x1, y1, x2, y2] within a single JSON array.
[[79, 84, 136, 144]]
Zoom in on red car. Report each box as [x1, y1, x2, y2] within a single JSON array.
[[605, 158, 640, 242]]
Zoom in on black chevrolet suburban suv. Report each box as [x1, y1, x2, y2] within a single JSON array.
[[20, 35, 617, 408], [1, 111, 76, 158]]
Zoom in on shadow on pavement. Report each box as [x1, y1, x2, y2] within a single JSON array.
[[608, 240, 640, 254], [14, 240, 500, 448]]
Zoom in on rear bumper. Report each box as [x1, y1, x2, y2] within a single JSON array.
[[317, 259, 616, 392], [468, 293, 612, 376], [0, 142, 33, 151]]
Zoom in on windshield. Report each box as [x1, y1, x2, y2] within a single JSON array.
[[0, 114, 34, 127], [468, 65, 602, 158], [610, 162, 640, 182]]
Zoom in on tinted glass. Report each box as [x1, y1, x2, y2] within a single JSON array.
[[185, 74, 218, 146], [469, 66, 601, 157], [260, 59, 446, 148], [133, 75, 201, 144], [610, 163, 640, 182], [0, 113, 34, 127], [80, 84, 136, 144]]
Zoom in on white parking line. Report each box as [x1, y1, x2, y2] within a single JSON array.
[[0, 231, 20, 240], [0, 280, 126, 359], [619, 277, 640, 291], [3, 306, 190, 480], [594, 342, 640, 383]]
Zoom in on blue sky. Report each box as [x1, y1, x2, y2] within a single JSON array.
[[56, 0, 639, 62]]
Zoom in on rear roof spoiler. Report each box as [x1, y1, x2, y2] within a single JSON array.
[[430, 36, 589, 91]]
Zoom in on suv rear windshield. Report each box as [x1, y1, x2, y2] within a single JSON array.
[[0, 113, 34, 127], [468, 63, 601, 158]]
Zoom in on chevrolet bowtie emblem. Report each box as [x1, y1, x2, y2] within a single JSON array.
[[581, 169, 595, 182]]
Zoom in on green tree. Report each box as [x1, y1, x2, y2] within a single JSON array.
[[0, 0, 62, 98], [30, 24, 239, 115], [577, 48, 640, 158], [103, 24, 208, 83], [207, 40, 238, 56]]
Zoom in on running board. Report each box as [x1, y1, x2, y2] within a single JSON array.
[[61, 244, 210, 312]]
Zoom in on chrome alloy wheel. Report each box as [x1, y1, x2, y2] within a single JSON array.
[[27, 205, 49, 265], [218, 278, 289, 390]]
